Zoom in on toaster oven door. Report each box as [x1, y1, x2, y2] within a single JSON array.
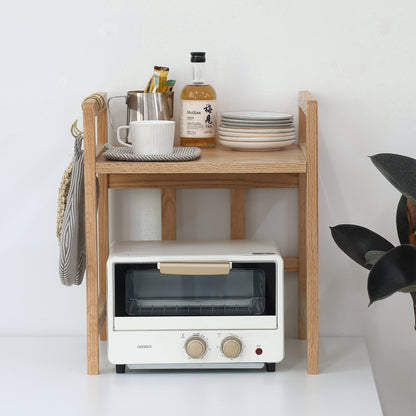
[[111, 262, 278, 330]]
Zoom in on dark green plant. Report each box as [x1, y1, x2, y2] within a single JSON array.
[[331, 154, 416, 330]]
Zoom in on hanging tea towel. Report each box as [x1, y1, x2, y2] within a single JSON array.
[[57, 135, 86, 286]]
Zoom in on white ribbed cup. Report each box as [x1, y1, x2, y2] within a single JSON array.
[[116, 120, 175, 155]]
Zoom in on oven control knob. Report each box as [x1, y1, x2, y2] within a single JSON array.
[[221, 336, 242, 358], [185, 337, 206, 359]]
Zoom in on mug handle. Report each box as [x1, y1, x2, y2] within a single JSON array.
[[107, 95, 127, 131], [116, 126, 132, 147]]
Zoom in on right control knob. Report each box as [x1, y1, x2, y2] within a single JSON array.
[[221, 336, 242, 358]]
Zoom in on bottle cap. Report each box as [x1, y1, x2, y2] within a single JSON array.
[[191, 52, 206, 63]]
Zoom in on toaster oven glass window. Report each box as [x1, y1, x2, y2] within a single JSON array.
[[114, 263, 276, 317]]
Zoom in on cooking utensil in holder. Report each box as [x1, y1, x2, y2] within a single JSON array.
[[108, 90, 174, 141]]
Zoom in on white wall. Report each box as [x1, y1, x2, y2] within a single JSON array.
[[1, 0, 416, 414]]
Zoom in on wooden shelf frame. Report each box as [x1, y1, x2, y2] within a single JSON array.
[[82, 90, 319, 375]]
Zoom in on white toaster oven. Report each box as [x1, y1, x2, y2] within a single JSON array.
[[107, 240, 284, 373]]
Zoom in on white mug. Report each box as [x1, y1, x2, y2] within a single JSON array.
[[116, 120, 175, 155]]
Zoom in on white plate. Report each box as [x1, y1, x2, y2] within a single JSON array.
[[218, 128, 295, 137], [219, 134, 295, 142], [219, 139, 295, 151], [219, 126, 295, 134], [221, 121, 294, 128], [222, 116, 293, 123], [222, 118, 293, 124], [221, 111, 293, 121], [218, 133, 296, 142]]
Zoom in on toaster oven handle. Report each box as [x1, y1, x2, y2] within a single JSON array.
[[158, 262, 231, 275]]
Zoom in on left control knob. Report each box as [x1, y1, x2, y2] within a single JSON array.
[[185, 336, 207, 358]]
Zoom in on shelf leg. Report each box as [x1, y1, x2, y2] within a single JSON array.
[[161, 188, 176, 240], [83, 102, 100, 375], [307, 100, 319, 375], [98, 173, 108, 341], [298, 172, 307, 341], [230, 189, 246, 239], [97, 107, 108, 342], [298, 95, 319, 375]]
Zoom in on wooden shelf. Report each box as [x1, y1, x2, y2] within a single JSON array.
[[82, 90, 319, 376], [95, 143, 307, 175]]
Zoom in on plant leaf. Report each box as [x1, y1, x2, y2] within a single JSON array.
[[400, 284, 416, 293], [370, 153, 416, 204], [330, 224, 394, 270], [396, 195, 409, 244], [368, 244, 416, 305], [364, 250, 386, 268]]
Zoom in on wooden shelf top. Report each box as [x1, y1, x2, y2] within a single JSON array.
[[95, 144, 307, 175]]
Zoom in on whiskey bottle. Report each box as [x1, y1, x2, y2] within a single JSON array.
[[180, 52, 217, 148]]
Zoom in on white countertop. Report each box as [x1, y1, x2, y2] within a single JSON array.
[[0, 336, 382, 416]]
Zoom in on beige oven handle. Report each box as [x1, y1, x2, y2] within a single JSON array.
[[158, 262, 231, 275]]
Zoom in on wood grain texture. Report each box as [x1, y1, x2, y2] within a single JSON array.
[[161, 188, 176, 240], [298, 91, 319, 374], [107, 173, 299, 189], [81, 99, 100, 375], [230, 189, 246, 239], [283, 257, 298, 273], [98, 173, 108, 341], [97, 294, 106, 334], [97, 98, 108, 341], [298, 98, 307, 341], [97, 107, 108, 144], [299, 106, 306, 149], [298, 286, 307, 337], [298, 172, 307, 341], [299, 91, 316, 116], [95, 144, 306, 174], [305, 97, 319, 375]]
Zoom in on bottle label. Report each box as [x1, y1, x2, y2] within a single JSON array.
[[180, 100, 217, 138]]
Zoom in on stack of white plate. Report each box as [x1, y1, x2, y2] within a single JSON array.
[[219, 111, 295, 151]]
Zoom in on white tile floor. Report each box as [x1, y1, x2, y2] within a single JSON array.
[[0, 337, 382, 416]]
